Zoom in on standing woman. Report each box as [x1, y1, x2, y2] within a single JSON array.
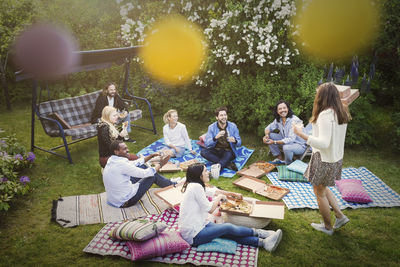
[[178, 163, 282, 252], [162, 109, 196, 157], [97, 106, 138, 168], [293, 83, 350, 235]]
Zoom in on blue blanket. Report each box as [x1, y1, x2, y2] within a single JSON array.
[[137, 138, 254, 178], [267, 167, 400, 210]]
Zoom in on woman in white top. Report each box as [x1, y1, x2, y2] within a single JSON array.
[[162, 109, 195, 157], [293, 82, 351, 235], [178, 163, 283, 252]]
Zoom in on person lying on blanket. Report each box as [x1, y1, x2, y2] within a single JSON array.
[[178, 163, 283, 252], [200, 106, 241, 171], [161, 109, 196, 158], [103, 140, 182, 208]]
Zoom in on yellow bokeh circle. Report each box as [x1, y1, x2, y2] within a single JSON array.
[[140, 15, 207, 85], [292, 0, 380, 61]]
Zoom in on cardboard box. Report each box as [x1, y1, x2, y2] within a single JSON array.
[[233, 176, 290, 201]]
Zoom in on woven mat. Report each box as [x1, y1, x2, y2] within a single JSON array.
[[52, 188, 170, 227], [83, 208, 258, 266], [267, 167, 400, 210], [138, 138, 254, 178]]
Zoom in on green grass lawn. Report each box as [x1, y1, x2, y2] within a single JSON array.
[[0, 104, 399, 266]]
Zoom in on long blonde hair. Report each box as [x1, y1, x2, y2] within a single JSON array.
[[163, 109, 178, 124], [310, 82, 351, 124], [100, 106, 119, 138]]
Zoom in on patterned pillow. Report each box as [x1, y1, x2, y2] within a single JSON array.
[[126, 231, 190, 261], [197, 238, 237, 254], [287, 160, 308, 174], [109, 219, 167, 241], [335, 179, 372, 203], [277, 165, 308, 182]]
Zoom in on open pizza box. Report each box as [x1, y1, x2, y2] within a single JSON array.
[[159, 162, 182, 173], [179, 159, 200, 171], [154, 182, 185, 207], [329, 85, 360, 106], [233, 176, 290, 201], [236, 166, 266, 179], [249, 161, 276, 174]]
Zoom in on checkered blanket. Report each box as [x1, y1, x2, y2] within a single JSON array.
[[83, 208, 258, 266], [267, 167, 400, 210], [137, 138, 254, 178], [38, 90, 142, 140]]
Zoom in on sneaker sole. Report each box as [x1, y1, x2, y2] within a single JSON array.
[[270, 230, 282, 252]]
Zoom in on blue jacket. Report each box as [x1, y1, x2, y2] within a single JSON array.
[[265, 115, 307, 146], [204, 121, 241, 156]]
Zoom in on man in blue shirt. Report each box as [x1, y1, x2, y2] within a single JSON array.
[[201, 107, 241, 171]]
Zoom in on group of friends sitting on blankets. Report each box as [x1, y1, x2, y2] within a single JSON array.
[[92, 81, 352, 253]]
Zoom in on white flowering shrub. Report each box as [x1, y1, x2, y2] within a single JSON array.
[[117, 0, 299, 87]]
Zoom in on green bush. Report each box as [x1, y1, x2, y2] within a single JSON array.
[[0, 135, 35, 211]]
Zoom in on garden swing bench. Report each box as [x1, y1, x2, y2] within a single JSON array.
[[15, 46, 157, 164]]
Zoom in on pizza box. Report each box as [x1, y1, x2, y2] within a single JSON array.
[[233, 176, 290, 200], [154, 183, 185, 207], [159, 162, 182, 173], [250, 201, 285, 220], [179, 159, 200, 171], [341, 89, 359, 106], [236, 166, 265, 179], [335, 85, 351, 98], [249, 161, 276, 174]]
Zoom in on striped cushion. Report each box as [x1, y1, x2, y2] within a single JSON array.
[[287, 160, 308, 174], [126, 231, 190, 261], [277, 165, 308, 182], [109, 219, 167, 241]]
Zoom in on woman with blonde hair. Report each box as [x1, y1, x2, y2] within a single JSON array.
[[97, 106, 138, 167], [162, 109, 195, 157], [293, 82, 351, 235]]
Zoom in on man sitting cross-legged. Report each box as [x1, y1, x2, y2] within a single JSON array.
[[103, 140, 177, 208], [200, 106, 241, 171]]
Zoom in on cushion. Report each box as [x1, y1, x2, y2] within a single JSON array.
[[48, 112, 72, 129], [277, 165, 308, 182], [335, 179, 373, 203], [197, 238, 237, 254], [287, 160, 308, 174], [109, 219, 167, 241], [196, 134, 206, 147], [126, 231, 190, 261]]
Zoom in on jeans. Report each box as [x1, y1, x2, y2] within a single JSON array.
[[164, 146, 185, 158], [268, 133, 306, 164], [121, 166, 173, 207], [192, 222, 259, 247], [200, 148, 235, 169]]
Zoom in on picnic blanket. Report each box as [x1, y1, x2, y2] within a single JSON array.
[[83, 208, 258, 267], [137, 138, 254, 178], [51, 188, 169, 227], [267, 167, 400, 210]]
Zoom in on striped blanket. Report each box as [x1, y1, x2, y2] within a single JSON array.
[[52, 188, 170, 227]]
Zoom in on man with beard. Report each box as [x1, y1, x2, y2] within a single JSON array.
[[91, 82, 135, 142], [200, 106, 241, 171]]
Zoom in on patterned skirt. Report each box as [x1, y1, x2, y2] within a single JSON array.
[[304, 152, 343, 186]]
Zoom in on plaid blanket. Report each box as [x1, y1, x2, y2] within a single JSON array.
[[83, 208, 258, 266], [267, 167, 400, 210], [137, 138, 254, 178]]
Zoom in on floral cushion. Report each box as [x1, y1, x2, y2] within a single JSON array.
[[287, 160, 308, 174], [109, 219, 167, 241], [197, 238, 237, 254], [335, 179, 373, 203], [277, 165, 308, 182], [126, 231, 190, 261]]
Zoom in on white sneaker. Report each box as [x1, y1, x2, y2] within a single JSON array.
[[311, 222, 333, 235], [262, 229, 282, 252], [256, 229, 275, 239], [333, 215, 349, 230]]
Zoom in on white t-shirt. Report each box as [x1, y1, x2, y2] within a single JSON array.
[[178, 183, 213, 245], [163, 122, 192, 150], [103, 155, 156, 207]]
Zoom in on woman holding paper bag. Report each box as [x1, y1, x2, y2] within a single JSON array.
[[293, 83, 350, 235], [178, 163, 283, 252]]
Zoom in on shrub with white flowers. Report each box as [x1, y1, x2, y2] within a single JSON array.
[[116, 0, 299, 87]]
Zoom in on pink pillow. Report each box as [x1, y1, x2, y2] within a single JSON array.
[[335, 179, 372, 203], [196, 134, 206, 147], [126, 231, 190, 261]]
